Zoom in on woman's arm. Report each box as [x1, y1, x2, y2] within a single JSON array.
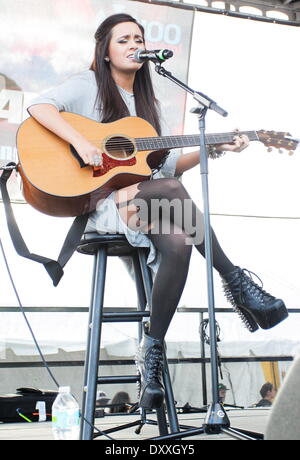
[[175, 149, 202, 176], [28, 104, 103, 166], [175, 134, 249, 176]]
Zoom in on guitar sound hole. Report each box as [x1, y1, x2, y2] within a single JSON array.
[[105, 136, 135, 160]]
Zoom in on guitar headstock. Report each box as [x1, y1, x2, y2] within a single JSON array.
[[257, 130, 299, 155]]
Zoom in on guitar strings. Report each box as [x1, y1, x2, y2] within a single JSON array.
[[89, 131, 258, 146], [90, 132, 256, 142], [87, 131, 293, 152]]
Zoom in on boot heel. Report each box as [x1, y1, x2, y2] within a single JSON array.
[[140, 388, 164, 410], [235, 306, 259, 333], [222, 280, 259, 332]]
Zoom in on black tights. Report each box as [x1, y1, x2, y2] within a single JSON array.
[[131, 178, 235, 341]]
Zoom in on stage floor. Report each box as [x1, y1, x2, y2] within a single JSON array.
[[0, 408, 270, 441]]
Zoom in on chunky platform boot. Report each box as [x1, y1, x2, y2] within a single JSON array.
[[221, 267, 288, 333], [136, 333, 165, 410]]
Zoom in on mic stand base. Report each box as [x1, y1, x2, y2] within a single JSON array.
[[203, 402, 230, 435]]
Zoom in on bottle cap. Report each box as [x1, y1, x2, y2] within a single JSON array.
[[59, 386, 71, 393]]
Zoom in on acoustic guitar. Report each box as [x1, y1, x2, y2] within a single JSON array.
[[16, 112, 298, 217]]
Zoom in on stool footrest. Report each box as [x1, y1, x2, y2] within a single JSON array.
[[102, 311, 150, 322], [97, 375, 140, 384]]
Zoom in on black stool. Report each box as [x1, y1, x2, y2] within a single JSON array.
[[77, 232, 179, 440]]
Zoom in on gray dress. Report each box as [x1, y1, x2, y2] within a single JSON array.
[[28, 70, 181, 273]]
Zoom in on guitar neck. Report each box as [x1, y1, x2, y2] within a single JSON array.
[[135, 131, 259, 151]]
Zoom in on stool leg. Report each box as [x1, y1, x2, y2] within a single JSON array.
[[81, 247, 107, 440], [132, 252, 148, 341], [137, 249, 180, 434], [162, 353, 179, 433], [80, 256, 97, 436]]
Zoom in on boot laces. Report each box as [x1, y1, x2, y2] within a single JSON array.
[[145, 345, 163, 381], [239, 268, 273, 303]]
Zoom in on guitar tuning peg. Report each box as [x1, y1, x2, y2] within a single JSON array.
[[267, 147, 273, 152]]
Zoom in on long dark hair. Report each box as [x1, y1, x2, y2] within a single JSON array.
[[91, 13, 161, 135]]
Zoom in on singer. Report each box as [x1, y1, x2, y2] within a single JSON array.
[[27, 13, 288, 410]]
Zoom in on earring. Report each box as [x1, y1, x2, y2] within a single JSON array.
[[104, 57, 109, 62]]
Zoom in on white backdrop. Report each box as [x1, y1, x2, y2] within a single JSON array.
[[0, 4, 300, 406]]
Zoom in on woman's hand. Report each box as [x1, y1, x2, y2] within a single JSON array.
[[73, 138, 103, 167], [217, 133, 250, 153]]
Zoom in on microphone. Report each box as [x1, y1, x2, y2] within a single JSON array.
[[133, 49, 173, 63]]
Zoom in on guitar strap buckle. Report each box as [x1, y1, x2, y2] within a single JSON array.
[[0, 163, 18, 171]]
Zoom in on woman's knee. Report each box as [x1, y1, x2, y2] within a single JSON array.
[[159, 178, 186, 198]]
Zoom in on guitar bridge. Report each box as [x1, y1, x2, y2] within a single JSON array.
[[93, 153, 136, 177]]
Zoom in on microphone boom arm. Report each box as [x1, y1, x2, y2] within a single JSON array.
[[154, 63, 228, 117]]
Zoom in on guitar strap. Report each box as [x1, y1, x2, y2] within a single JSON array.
[[0, 163, 89, 286]]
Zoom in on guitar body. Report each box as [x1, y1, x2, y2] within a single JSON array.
[[17, 111, 298, 217], [17, 113, 163, 217]]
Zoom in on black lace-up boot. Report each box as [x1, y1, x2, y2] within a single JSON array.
[[136, 333, 165, 410], [221, 267, 288, 333]]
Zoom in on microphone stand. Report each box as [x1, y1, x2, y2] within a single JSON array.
[[151, 62, 262, 441]]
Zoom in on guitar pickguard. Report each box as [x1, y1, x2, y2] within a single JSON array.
[[92, 152, 136, 177]]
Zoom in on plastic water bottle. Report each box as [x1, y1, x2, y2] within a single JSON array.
[[52, 386, 80, 440]]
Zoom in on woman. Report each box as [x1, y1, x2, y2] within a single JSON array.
[[27, 13, 288, 410]]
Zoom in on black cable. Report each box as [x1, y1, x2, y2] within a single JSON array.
[[199, 318, 221, 345], [0, 237, 60, 387], [0, 235, 114, 440], [199, 318, 223, 379]]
